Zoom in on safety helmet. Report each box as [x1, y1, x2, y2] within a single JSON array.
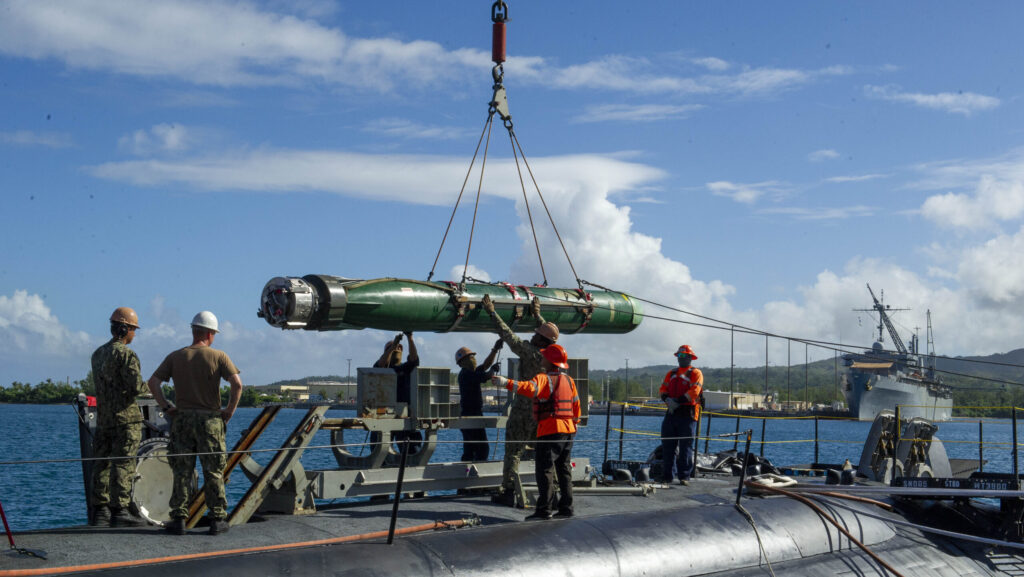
[[455, 346, 476, 364], [191, 311, 219, 333], [535, 322, 560, 342], [675, 345, 697, 359], [109, 307, 140, 328], [541, 344, 569, 369]]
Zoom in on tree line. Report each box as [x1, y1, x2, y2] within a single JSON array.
[[1, 372, 264, 407]]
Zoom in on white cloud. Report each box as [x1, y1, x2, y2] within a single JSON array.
[[706, 180, 784, 204], [691, 56, 730, 71], [0, 2, 854, 100], [0, 291, 95, 382], [824, 174, 888, 183], [955, 226, 1024, 307], [362, 118, 471, 140], [864, 84, 999, 116], [758, 206, 875, 220], [88, 149, 665, 207], [808, 149, 839, 162], [118, 123, 191, 155], [0, 130, 72, 148], [573, 104, 704, 123], [921, 175, 1024, 231]]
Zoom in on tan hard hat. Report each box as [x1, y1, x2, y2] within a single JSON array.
[[110, 307, 140, 328], [455, 346, 476, 364], [535, 322, 559, 342]]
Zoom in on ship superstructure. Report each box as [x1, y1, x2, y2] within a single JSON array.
[[843, 285, 953, 421]]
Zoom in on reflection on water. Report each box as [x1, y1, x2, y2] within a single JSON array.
[[0, 404, 1019, 531]]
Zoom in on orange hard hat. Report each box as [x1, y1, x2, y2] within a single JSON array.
[[535, 322, 559, 342], [675, 345, 697, 359], [541, 344, 569, 369], [110, 307, 140, 328], [455, 346, 476, 364]]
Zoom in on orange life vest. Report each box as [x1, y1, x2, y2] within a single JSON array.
[[662, 366, 701, 404], [533, 373, 577, 421]]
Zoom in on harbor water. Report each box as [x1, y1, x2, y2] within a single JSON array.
[[1, 403, 1021, 531]]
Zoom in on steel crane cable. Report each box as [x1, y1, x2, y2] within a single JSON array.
[[507, 124, 548, 286], [460, 114, 498, 287], [509, 128, 585, 291], [427, 113, 495, 283]]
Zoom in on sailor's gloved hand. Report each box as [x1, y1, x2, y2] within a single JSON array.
[[660, 393, 668, 402], [531, 296, 541, 318], [403, 331, 412, 338], [392, 333, 403, 345], [493, 338, 504, 351], [482, 294, 495, 315], [665, 397, 681, 412], [491, 375, 509, 388]]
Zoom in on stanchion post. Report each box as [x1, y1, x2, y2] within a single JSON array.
[[1013, 407, 1019, 491], [735, 429, 753, 506], [387, 438, 411, 545], [978, 419, 984, 473], [814, 415, 819, 465], [704, 413, 712, 454], [691, 413, 702, 479], [759, 418, 766, 457], [618, 400, 626, 460], [733, 416, 740, 451], [603, 400, 612, 466]]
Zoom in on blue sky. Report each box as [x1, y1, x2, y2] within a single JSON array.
[[2, 1, 1023, 386]]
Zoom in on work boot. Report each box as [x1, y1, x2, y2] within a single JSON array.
[[111, 508, 145, 527], [678, 479, 690, 486], [524, 511, 552, 521], [208, 518, 230, 535], [553, 510, 574, 519], [165, 518, 186, 535], [90, 506, 111, 528]]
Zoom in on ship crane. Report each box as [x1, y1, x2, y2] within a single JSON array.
[[854, 283, 910, 355]]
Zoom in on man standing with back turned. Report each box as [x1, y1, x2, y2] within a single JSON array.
[[147, 311, 243, 536], [90, 306, 147, 528], [659, 345, 703, 486]]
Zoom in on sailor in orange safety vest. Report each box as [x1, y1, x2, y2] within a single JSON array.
[[492, 344, 581, 520], [659, 345, 703, 485]]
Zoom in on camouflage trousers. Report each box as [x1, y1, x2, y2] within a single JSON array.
[[168, 411, 227, 519], [91, 423, 142, 509], [500, 396, 537, 495]]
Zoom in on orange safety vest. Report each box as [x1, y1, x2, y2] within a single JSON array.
[[660, 367, 703, 404], [533, 373, 577, 421], [507, 372, 581, 437]]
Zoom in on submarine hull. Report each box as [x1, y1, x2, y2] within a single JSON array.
[[259, 274, 643, 334]]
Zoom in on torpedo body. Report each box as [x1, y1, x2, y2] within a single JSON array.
[[259, 275, 642, 334]]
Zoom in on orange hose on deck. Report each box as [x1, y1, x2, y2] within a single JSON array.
[[0, 518, 473, 577]]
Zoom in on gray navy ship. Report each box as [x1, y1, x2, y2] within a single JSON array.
[[843, 284, 953, 421]]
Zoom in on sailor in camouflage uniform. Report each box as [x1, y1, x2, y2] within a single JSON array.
[[90, 307, 147, 528], [481, 294, 560, 507]]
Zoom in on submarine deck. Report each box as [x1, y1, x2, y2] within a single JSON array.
[[2, 475, 1021, 576]]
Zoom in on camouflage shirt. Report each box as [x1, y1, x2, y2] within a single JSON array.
[[491, 312, 546, 426], [91, 338, 146, 427]]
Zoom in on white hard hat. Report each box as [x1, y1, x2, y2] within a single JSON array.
[[191, 310, 219, 333]]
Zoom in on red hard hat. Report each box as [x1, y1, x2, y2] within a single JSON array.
[[541, 344, 569, 369], [675, 345, 697, 359]]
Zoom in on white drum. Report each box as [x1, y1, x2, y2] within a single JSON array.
[[131, 438, 195, 526]]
